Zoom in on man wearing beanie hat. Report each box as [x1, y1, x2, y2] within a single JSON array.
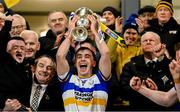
[[123, 13, 139, 34], [136, 5, 156, 33], [156, 0, 173, 14], [107, 13, 141, 80], [107, 13, 141, 110], [145, 0, 180, 59], [102, 6, 122, 34], [155, 0, 173, 24]]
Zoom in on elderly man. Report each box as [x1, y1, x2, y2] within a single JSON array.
[[20, 30, 40, 59], [130, 42, 180, 110], [9, 14, 27, 37], [119, 31, 175, 110], [3, 55, 64, 111], [0, 37, 32, 109], [39, 11, 68, 59], [146, 0, 180, 59], [20, 30, 40, 72], [29, 55, 64, 111]]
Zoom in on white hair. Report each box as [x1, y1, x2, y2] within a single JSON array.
[[141, 31, 161, 41], [12, 14, 26, 27], [20, 30, 39, 42]]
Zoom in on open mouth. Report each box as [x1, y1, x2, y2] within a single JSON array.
[[16, 53, 23, 59], [80, 64, 88, 71], [80, 64, 87, 68], [39, 73, 49, 77]]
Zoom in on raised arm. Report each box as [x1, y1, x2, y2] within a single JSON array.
[[87, 15, 111, 79], [138, 86, 177, 107], [56, 34, 71, 75], [130, 76, 178, 107], [169, 57, 180, 101], [56, 16, 78, 75], [175, 82, 180, 103]]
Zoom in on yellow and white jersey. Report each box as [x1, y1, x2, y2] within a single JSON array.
[[58, 71, 109, 112]]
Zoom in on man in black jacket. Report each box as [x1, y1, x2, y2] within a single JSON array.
[[0, 11, 32, 109], [3, 55, 64, 111], [120, 31, 175, 110], [145, 0, 180, 59], [0, 37, 32, 109], [29, 55, 64, 111], [39, 11, 68, 59]]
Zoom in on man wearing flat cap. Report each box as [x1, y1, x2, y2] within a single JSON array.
[[136, 5, 156, 33]]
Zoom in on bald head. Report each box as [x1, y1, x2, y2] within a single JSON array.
[[141, 31, 161, 54], [141, 31, 161, 43], [20, 30, 40, 58]]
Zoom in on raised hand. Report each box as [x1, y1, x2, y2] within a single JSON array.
[[135, 17, 145, 33], [3, 99, 22, 111], [144, 78, 158, 90], [169, 49, 180, 83], [152, 43, 166, 58], [69, 15, 79, 31], [176, 49, 180, 64], [66, 15, 79, 42], [169, 59, 180, 82], [115, 16, 123, 33], [130, 76, 142, 91], [87, 14, 98, 36]]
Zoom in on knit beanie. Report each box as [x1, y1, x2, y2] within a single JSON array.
[[123, 13, 139, 34], [156, 0, 173, 14], [102, 6, 120, 18], [138, 5, 156, 15]]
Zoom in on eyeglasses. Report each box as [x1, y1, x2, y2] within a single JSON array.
[[11, 25, 24, 30]]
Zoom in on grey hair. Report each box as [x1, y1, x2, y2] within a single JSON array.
[[12, 14, 26, 27], [20, 30, 39, 42], [141, 31, 161, 42], [47, 11, 68, 23]]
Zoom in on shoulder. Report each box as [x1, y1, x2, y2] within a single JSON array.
[[148, 18, 159, 26], [95, 71, 111, 82], [39, 30, 55, 40]]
